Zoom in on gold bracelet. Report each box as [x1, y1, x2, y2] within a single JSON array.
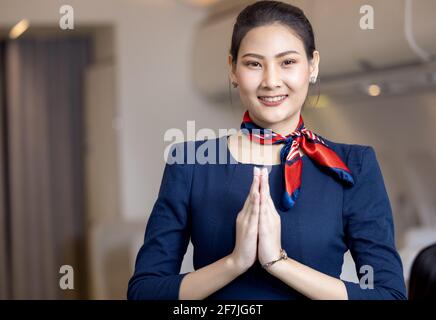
[[262, 249, 287, 269]]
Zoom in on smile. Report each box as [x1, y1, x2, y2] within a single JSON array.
[[258, 95, 288, 106]]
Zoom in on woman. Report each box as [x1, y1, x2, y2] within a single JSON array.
[[127, 1, 407, 300]]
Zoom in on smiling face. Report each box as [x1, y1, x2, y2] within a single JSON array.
[[229, 22, 320, 136]]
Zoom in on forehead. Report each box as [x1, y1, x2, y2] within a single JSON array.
[[239, 23, 305, 56]]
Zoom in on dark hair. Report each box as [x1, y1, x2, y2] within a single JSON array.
[[408, 243, 436, 300], [230, 0, 316, 64]]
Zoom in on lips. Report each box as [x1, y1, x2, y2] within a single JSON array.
[[258, 94, 288, 107]]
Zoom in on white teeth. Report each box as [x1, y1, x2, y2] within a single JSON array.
[[259, 95, 287, 102]]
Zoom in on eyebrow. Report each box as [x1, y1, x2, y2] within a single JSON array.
[[241, 50, 300, 59]]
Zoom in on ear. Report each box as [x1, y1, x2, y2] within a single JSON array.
[[228, 54, 237, 83], [309, 50, 320, 78]]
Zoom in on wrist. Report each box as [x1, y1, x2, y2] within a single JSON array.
[[261, 248, 288, 271], [266, 255, 295, 276], [226, 254, 249, 276]]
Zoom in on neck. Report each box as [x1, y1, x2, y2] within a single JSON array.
[[249, 111, 301, 136]]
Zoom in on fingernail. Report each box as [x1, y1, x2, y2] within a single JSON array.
[[254, 166, 260, 175], [263, 167, 268, 175]]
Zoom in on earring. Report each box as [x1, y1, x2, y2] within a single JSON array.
[[310, 76, 317, 84], [231, 81, 238, 88]]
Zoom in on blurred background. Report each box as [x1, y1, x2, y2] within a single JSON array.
[[0, 0, 435, 299]]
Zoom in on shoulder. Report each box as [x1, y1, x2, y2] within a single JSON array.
[[319, 137, 386, 200], [321, 136, 375, 163], [319, 136, 379, 177]]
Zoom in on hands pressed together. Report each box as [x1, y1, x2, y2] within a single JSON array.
[[179, 166, 349, 300], [231, 166, 283, 273]]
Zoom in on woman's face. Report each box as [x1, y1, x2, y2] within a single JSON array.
[[229, 23, 320, 135]]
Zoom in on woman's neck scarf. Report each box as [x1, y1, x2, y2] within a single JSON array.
[[241, 110, 355, 210]]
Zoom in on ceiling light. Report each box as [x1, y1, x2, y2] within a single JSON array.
[[9, 19, 29, 39], [367, 84, 381, 97]]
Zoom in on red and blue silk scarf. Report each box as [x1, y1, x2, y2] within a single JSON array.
[[241, 110, 355, 210]]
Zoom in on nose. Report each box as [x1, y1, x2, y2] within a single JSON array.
[[261, 65, 282, 89]]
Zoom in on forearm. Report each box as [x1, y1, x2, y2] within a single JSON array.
[[179, 254, 244, 300], [267, 258, 348, 300]]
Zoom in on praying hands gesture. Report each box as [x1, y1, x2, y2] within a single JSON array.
[[230, 166, 283, 272], [228, 168, 348, 300], [181, 166, 348, 299]]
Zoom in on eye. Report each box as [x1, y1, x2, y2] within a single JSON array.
[[283, 59, 296, 66], [245, 61, 261, 68]]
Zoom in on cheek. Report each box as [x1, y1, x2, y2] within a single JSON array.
[[283, 68, 309, 90], [238, 71, 261, 91]]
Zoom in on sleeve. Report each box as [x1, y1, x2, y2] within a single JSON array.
[[127, 142, 192, 300], [342, 146, 407, 300]]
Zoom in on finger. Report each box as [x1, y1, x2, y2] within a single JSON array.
[[244, 167, 260, 202], [250, 166, 261, 194], [261, 167, 274, 208], [242, 166, 260, 214], [243, 195, 260, 228], [262, 167, 270, 195], [260, 167, 269, 205], [249, 190, 260, 223], [262, 167, 275, 212], [251, 175, 260, 210], [249, 166, 261, 203]]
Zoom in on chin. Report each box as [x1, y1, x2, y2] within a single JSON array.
[[255, 104, 293, 120]]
